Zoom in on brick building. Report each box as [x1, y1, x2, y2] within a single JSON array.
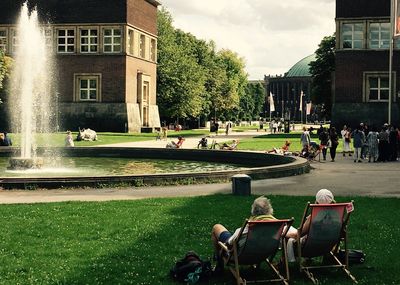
[[0, 0, 161, 132], [333, 0, 400, 128]]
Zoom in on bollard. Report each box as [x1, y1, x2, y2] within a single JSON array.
[[232, 174, 251, 196]]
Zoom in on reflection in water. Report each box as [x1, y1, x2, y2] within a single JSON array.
[[0, 157, 244, 178]]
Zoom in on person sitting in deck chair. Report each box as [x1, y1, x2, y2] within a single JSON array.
[[220, 139, 239, 150], [286, 189, 336, 262], [267, 140, 291, 155], [211, 196, 297, 273], [166, 136, 185, 148]]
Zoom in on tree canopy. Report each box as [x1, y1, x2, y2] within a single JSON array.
[[157, 9, 256, 124], [309, 35, 335, 119]]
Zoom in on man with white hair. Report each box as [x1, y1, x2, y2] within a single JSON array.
[[211, 196, 275, 272]]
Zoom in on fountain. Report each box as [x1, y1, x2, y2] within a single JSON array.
[[0, 3, 310, 189], [8, 3, 55, 170]]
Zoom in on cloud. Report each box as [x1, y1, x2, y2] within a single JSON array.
[[160, 0, 335, 79]]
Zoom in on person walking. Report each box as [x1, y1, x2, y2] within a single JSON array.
[[352, 125, 365, 163], [329, 127, 339, 162], [378, 125, 389, 162]]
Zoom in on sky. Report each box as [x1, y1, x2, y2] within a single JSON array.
[[159, 0, 336, 80]]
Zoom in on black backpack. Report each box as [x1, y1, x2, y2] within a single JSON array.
[[170, 251, 212, 283]]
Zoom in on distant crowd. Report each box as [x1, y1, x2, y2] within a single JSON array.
[[301, 123, 400, 163]]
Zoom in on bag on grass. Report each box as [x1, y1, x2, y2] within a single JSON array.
[[170, 251, 212, 284], [338, 249, 366, 264]]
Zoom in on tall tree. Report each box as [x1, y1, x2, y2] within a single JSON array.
[[0, 50, 12, 103], [309, 35, 336, 119], [156, 9, 206, 121]]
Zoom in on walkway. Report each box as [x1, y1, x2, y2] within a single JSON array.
[[1, 131, 399, 204]]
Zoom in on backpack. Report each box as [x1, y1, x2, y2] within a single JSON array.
[[170, 251, 212, 284]]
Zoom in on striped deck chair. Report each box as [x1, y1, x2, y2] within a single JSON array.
[[218, 218, 294, 285], [297, 202, 357, 284]]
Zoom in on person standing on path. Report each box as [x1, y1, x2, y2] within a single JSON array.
[[367, 127, 379, 162], [300, 126, 311, 149], [329, 127, 339, 162], [341, 125, 352, 157], [318, 127, 329, 160], [352, 126, 365, 163]]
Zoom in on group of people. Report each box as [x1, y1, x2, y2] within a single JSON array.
[[211, 189, 336, 272], [301, 126, 340, 162], [340, 123, 400, 163], [0, 132, 12, 146]]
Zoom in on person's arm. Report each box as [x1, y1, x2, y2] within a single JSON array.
[[300, 215, 311, 236]]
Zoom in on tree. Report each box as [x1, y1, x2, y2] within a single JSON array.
[[0, 50, 12, 103], [309, 35, 336, 119], [214, 49, 248, 120], [156, 9, 206, 122]]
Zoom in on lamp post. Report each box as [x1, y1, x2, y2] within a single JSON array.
[[389, 0, 394, 125]]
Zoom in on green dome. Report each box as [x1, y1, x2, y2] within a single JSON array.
[[285, 54, 316, 78]]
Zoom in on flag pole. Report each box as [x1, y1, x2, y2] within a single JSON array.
[[389, 0, 395, 125]]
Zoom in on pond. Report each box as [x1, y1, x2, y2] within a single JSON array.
[[0, 157, 246, 178]]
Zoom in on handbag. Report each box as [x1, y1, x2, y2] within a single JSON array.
[[326, 139, 332, 148], [338, 249, 365, 264]]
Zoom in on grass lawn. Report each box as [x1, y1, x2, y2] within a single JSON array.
[[0, 194, 398, 284], [6, 130, 209, 147]]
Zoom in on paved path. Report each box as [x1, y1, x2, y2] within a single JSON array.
[[1, 131, 400, 204]]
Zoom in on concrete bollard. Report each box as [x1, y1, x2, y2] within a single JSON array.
[[232, 174, 251, 196]]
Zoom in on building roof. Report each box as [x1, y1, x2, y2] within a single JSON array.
[[285, 54, 316, 78]]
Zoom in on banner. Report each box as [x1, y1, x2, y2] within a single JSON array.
[[299, 91, 304, 111], [396, 0, 400, 37], [306, 102, 312, 115], [269, 92, 275, 112]]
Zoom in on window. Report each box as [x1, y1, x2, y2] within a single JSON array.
[[369, 22, 390, 49], [57, 29, 75, 53], [0, 29, 7, 52], [366, 75, 389, 102], [78, 77, 99, 101], [342, 23, 364, 49], [103, 28, 121, 53], [11, 29, 18, 53], [150, 38, 156, 62], [80, 29, 98, 53], [128, 29, 134, 55], [44, 28, 53, 50], [139, 34, 146, 58]]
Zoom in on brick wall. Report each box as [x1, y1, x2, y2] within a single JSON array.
[[56, 55, 126, 103], [127, 0, 158, 36]]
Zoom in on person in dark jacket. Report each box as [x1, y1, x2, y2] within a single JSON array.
[[352, 126, 365, 163], [318, 127, 330, 160], [329, 127, 339, 162]]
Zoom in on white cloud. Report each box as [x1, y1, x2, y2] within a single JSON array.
[[160, 0, 335, 79]]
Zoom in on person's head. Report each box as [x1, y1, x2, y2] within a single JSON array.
[[330, 126, 336, 133], [285, 140, 291, 146], [315, 189, 335, 204], [303, 126, 307, 131], [67, 131, 71, 135], [251, 196, 274, 216]]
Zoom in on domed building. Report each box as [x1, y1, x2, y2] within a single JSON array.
[[264, 54, 316, 122]]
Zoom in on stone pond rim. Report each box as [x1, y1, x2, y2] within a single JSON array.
[[0, 147, 311, 189]]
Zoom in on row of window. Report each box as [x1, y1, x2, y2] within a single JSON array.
[[340, 21, 400, 50], [0, 25, 157, 62]]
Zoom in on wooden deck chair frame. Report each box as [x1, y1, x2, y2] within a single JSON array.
[[218, 218, 294, 285], [297, 202, 357, 284]]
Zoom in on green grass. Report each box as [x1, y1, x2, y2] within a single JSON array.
[[6, 130, 209, 147], [0, 195, 398, 284]]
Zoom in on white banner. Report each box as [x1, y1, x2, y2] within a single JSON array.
[[306, 102, 312, 115], [396, 0, 400, 37], [269, 92, 275, 112], [299, 91, 304, 111]]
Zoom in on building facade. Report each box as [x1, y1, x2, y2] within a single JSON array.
[[333, 0, 400, 128], [0, 0, 161, 132], [264, 54, 314, 122]]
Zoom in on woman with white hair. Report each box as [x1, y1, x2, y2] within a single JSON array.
[[211, 196, 276, 272]]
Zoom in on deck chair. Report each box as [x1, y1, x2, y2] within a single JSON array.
[[218, 218, 294, 285], [297, 202, 357, 284]]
